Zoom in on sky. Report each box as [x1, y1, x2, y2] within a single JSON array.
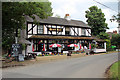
[[49, 0, 119, 32]]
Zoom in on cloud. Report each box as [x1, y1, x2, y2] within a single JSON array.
[[96, 0, 118, 2], [50, 0, 96, 20], [50, 0, 86, 18], [49, 0, 118, 32], [102, 8, 118, 32]]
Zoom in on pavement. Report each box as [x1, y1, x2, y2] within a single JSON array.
[[2, 52, 119, 78], [1, 53, 86, 68]]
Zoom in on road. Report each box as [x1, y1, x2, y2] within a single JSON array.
[[2, 53, 119, 78]]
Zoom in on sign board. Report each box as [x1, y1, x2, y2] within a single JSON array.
[[48, 28, 63, 32], [12, 44, 22, 57], [18, 54, 24, 61]]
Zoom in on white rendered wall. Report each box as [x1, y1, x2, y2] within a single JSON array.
[[33, 24, 37, 34], [47, 25, 51, 34], [94, 49, 106, 53], [28, 24, 32, 34], [71, 28, 74, 35], [62, 26, 65, 35], [104, 42, 106, 50], [79, 28, 81, 36], [27, 23, 92, 37], [86, 29, 88, 36], [57, 26, 62, 35], [75, 27, 77, 36], [86, 29, 91, 36], [52, 25, 56, 35], [28, 24, 32, 38], [44, 25, 47, 34], [89, 29, 91, 36]]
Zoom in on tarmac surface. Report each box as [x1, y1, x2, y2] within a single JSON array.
[[2, 53, 118, 78]]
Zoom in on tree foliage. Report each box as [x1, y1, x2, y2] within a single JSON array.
[[2, 2, 53, 50], [110, 13, 120, 22], [97, 32, 110, 39], [85, 6, 109, 36], [111, 34, 120, 47], [105, 39, 111, 51], [55, 14, 61, 18]]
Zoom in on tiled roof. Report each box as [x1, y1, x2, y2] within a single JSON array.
[[25, 14, 91, 28]]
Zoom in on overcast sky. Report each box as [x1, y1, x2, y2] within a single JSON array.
[[49, 0, 119, 32]]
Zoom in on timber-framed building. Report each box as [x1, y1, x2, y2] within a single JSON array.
[[19, 14, 106, 55]]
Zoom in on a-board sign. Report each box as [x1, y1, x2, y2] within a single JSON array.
[[12, 44, 22, 57], [18, 54, 24, 61]]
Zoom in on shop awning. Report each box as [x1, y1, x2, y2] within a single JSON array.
[[27, 35, 94, 40]]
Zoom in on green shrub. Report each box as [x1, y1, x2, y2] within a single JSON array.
[[91, 43, 97, 49]]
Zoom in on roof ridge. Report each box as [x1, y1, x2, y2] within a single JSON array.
[[25, 14, 91, 28]]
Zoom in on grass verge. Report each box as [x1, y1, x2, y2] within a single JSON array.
[[107, 61, 120, 80]]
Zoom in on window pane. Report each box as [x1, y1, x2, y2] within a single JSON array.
[[81, 29, 86, 35], [38, 25, 43, 34]]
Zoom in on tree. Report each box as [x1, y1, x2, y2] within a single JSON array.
[[55, 14, 61, 18], [104, 39, 111, 51], [2, 2, 53, 51], [85, 6, 109, 36], [111, 34, 120, 47], [97, 32, 110, 39], [110, 13, 120, 23]]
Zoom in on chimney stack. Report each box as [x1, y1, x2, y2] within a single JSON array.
[[64, 14, 71, 20]]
